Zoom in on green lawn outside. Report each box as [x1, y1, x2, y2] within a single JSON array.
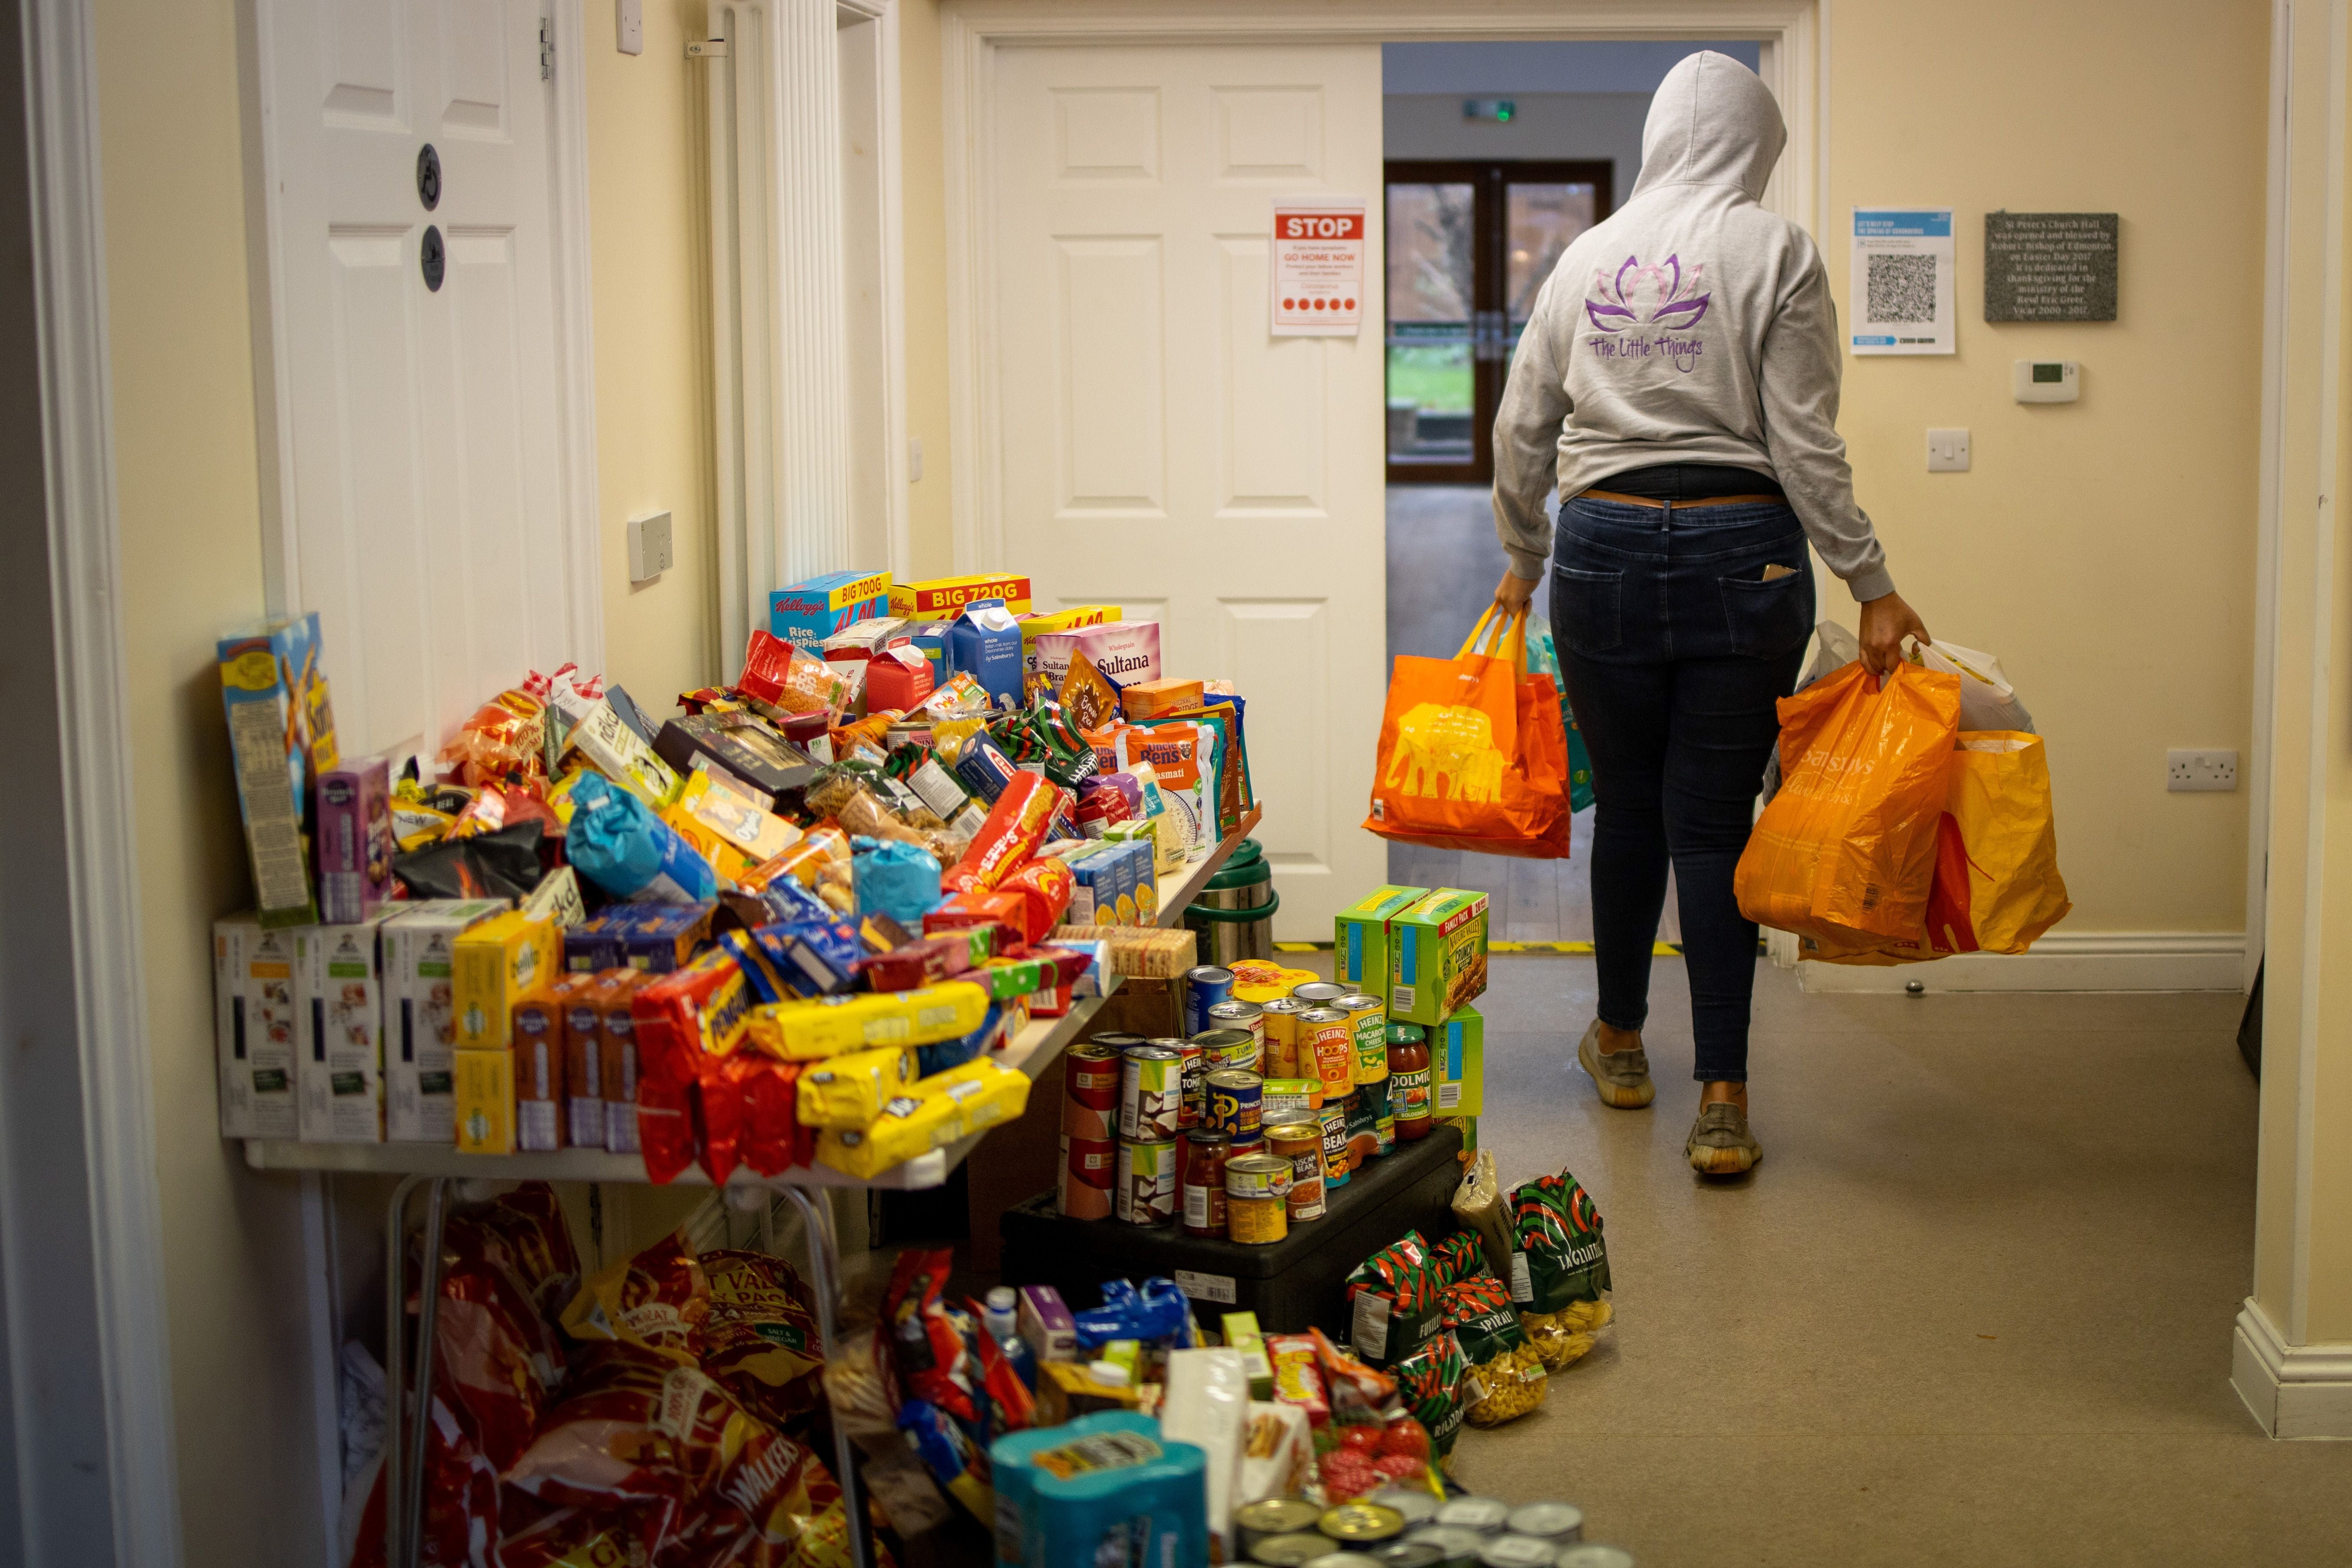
[[1386, 343, 1473, 412]]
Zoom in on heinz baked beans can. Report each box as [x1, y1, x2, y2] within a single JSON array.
[[1205, 998, 1265, 1054], [1335, 992, 1387, 1085], [1298, 1007, 1355, 1100], [1317, 1102, 1351, 1188], [1183, 966, 1236, 1036], [1268, 1122, 1326, 1221], [1179, 1129, 1229, 1237], [1061, 1041, 1121, 1143], [1259, 997, 1310, 1078], [1118, 1045, 1183, 1141], [1205, 1068, 1263, 1142], [1057, 1134, 1114, 1220], [1115, 1137, 1179, 1225], [1195, 1024, 1261, 1075]]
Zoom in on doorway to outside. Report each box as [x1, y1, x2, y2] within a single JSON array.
[[1381, 40, 1760, 943]]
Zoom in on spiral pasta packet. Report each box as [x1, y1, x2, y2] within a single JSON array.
[[1507, 1170, 1615, 1370]]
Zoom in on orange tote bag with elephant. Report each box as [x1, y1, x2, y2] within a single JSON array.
[[1363, 606, 1572, 859]]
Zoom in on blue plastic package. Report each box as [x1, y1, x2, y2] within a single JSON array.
[[1073, 1278, 1199, 1354], [899, 1399, 989, 1521], [1029, 1433, 1206, 1568], [759, 919, 862, 995], [947, 598, 1024, 709], [916, 1004, 1002, 1077], [566, 771, 718, 903], [853, 834, 943, 927], [991, 1412, 1166, 1568]]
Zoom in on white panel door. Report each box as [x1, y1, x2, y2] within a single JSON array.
[[267, 0, 572, 762], [991, 43, 1387, 938]]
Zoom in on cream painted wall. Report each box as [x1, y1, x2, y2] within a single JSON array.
[[95, 1, 330, 1561], [1825, 0, 2267, 935], [901, 0, 956, 575]]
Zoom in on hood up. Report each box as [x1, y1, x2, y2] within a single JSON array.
[[1627, 51, 1785, 202]]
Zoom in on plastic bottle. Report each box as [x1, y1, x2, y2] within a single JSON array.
[[983, 1285, 1038, 1391]]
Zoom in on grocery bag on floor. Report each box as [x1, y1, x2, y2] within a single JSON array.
[[1734, 660, 1960, 943], [1800, 730, 2072, 964], [1364, 606, 1571, 859], [1523, 613, 1596, 812]]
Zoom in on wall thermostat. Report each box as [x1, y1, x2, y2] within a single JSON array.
[[2013, 359, 2080, 403]]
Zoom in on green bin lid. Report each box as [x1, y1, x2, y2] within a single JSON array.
[[1202, 838, 1270, 892]]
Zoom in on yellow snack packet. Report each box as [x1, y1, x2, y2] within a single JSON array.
[[813, 1057, 1030, 1179], [796, 1044, 919, 1129], [747, 981, 991, 1060]]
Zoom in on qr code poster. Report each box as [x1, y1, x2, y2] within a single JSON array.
[[1850, 208, 1955, 356]]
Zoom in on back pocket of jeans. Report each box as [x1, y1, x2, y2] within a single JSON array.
[[1718, 568, 1811, 658], [1554, 566, 1624, 655]]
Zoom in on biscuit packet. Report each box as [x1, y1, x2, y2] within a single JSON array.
[[1506, 1170, 1614, 1370]]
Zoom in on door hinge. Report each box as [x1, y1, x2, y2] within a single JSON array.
[[686, 38, 732, 59], [540, 17, 554, 81]]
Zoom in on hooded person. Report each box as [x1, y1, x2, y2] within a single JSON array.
[[1488, 50, 1931, 1176]]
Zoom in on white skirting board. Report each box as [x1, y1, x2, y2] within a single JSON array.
[[1784, 930, 2248, 993], [2233, 1300, 2352, 1439]]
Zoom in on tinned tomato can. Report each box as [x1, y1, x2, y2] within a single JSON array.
[[1267, 1121, 1325, 1221], [1179, 1129, 1230, 1237], [1056, 1134, 1114, 1220]]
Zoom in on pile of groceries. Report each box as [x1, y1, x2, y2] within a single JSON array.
[[208, 572, 1252, 1186]]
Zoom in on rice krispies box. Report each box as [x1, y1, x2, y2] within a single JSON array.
[[1388, 888, 1490, 1025], [768, 570, 890, 645]]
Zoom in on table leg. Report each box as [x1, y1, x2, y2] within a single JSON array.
[[401, 1177, 451, 1568], [777, 1186, 872, 1568], [381, 1174, 426, 1568]]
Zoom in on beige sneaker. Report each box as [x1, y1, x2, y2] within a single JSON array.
[[1687, 1101, 1762, 1175], [1576, 1020, 1655, 1109]]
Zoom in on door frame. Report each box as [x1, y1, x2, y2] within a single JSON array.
[[240, 0, 606, 674], [939, 0, 1823, 570], [1382, 156, 1615, 486]]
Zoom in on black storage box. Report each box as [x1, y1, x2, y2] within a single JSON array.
[[997, 1123, 1465, 1340]]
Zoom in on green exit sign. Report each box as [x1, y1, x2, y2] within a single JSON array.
[[1463, 99, 1516, 122]]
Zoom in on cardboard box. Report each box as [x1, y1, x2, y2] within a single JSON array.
[[1333, 886, 1430, 1003], [620, 903, 716, 973], [561, 974, 616, 1149], [510, 989, 570, 1152], [382, 900, 509, 1141], [453, 910, 559, 1050], [769, 570, 891, 644], [217, 614, 338, 926], [1119, 678, 1205, 722], [599, 973, 646, 1153], [453, 1048, 514, 1155], [1388, 889, 1490, 1025], [1031, 620, 1161, 695], [315, 754, 393, 925], [887, 572, 1033, 619], [651, 712, 817, 814], [213, 915, 300, 1138], [295, 913, 396, 1142], [1018, 606, 1123, 686], [1433, 1001, 1484, 1118]]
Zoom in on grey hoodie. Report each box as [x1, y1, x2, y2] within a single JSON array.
[[1492, 51, 1895, 603]]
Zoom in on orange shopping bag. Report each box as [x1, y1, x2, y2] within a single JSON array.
[[1798, 730, 2072, 964], [1363, 606, 1571, 859], [1734, 660, 1960, 943]]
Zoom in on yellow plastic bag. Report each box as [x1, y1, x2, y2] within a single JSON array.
[[1735, 660, 1960, 945], [1800, 730, 2071, 964]]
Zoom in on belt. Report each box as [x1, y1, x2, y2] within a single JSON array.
[[1577, 488, 1785, 509]]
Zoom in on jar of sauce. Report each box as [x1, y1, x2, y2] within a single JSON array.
[[1387, 1023, 1433, 1140]]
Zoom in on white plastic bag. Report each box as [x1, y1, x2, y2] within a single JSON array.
[[1915, 638, 2035, 733]]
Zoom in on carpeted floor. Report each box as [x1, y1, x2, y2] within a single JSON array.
[[1431, 953, 2352, 1565]]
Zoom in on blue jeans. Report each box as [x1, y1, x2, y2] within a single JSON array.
[[1551, 493, 1813, 1083]]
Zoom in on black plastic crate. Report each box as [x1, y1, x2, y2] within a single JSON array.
[[996, 1123, 1466, 1339]]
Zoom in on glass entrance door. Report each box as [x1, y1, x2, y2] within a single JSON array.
[[1384, 160, 1611, 485]]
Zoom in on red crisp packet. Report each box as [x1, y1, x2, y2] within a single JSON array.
[[996, 856, 1075, 943], [741, 1057, 809, 1176], [856, 928, 994, 992], [883, 1248, 978, 1423], [697, 1054, 750, 1185], [631, 952, 752, 1183], [924, 894, 1027, 938]]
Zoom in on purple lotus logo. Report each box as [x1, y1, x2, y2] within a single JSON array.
[[1586, 254, 1710, 333]]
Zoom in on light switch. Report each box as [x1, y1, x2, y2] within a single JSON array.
[[909, 436, 926, 483], [627, 511, 672, 583], [1927, 428, 1971, 472], [617, 0, 643, 55]]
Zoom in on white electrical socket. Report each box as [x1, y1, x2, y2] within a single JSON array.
[[2167, 749, 2238, 792], [1927, 428, 1971, 472], [617, 0, 644, 55]]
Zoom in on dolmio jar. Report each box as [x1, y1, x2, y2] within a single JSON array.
[[1387, 1022, 1433, 1141]]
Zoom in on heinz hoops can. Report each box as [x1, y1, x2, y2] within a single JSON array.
[[1118, 1045, 1183, 1141], [1298, 1007, 1355, 1100], [1116, 1137, 1179, 1225]]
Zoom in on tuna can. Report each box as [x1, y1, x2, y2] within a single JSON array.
[[1055, 1134, 1114, 1220], [1369, 1545, 1446, 1568], [1114, 1136, 1178, 1225], [1267, 1122, 1326, 1220], [1504, 1504, 1583, 1544], [1179, 1130, 1230, 1238], [1344, 1090, 1377, 1169], [1117, 1045, 1183, 1141], [1061, 1041, 1121, 1143], [1367, 1490, 1443, 1530], [1290, 981, 1350, 1008], [1225, 1153, 1291, 1244], [1336, 992, 1387, 1084], [1403, 1528, 1489, 1568], [1195, 1025, 1262, 1074], [1206, 1068, 1264, 1141], [1259, 996, 1311, 1078], [1183, 965, 1236, 1035], [1431, 1499, 1512, 1537], [1317, 1102, 1351, 1188], [1476, 1539, 1558, 1568], [1236, 1499, 1324, 1552], [1206, 998, 1266, 1055], [1249, 1535, 1332, 1568], [1298, 1007, 1355, 1099], [1261, 1076, 1320, 1126], [1318, 1502, 1406, 1545]]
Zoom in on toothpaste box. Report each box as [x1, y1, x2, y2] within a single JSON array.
[[768, 570, 891, 644], [888, 572, 1034, 619], [295, 912, 397, 1142], [1389, 888, 1491, 1025], [315, 754, 394, 925], [1018, 1284, 1077, 1364], [1032, 620, 1161, 694], [214, 914, 301, 1139], [383, 900, 509, 1141], [452, 910, 560, 1051], [1333, 886, 1431, 1005], [1433, 1001, 1485, 1119], [217, 613, 338, 927]]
